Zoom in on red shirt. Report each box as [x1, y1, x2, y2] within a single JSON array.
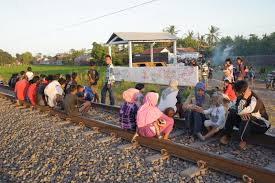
[[14, 79, 29, 101], [224, 84, 236, 101], [28, 83, 37, 105]]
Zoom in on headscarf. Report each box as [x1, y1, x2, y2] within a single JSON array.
[[161, 80, 179, 100], [123, 88, 139, 103], [136, 92, 163, 128], [195, 82, 205, 107]]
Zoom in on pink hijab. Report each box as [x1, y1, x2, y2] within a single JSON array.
[[123, 88, 139, 103], [136, 92, 163, 128]]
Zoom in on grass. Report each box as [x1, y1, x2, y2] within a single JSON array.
[[0, 65, 165, 104]]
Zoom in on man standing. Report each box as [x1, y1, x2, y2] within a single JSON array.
[[101, 55, 115, 105], [88, 61, 100, 102]]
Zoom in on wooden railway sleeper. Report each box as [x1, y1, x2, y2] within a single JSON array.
[[117, 139, 139, 151], [181, 160, 208, 182], [145, 149, 169, 163]]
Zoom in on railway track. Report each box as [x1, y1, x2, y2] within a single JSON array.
[[0, 85, 275, 182]]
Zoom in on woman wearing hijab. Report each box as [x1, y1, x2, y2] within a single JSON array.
[[119, 88, 140, 131], [136, 92, 174, 140], [158, 80, 179, 112], [182, 82, 210, 140]]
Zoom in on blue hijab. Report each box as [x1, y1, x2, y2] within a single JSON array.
[[195, 82, 205, 107]]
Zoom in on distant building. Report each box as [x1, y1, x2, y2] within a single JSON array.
[[133, 47, 199, 63]]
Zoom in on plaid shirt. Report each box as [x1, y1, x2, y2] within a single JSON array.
[[119, 102, 138, 131]]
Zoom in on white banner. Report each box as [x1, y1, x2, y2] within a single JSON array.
[[113, 65, 199, 86]]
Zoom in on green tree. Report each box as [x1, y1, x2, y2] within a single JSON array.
[[0, 49, 14, 65], [206, 25, 220, 47], [91, 42, 108, 64], [21, 52, 33, 64], [163, 25, 179, 36]]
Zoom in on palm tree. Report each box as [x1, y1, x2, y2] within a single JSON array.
[[206, 25, 220, 47], [163, 25, 179, 36], [187, 30, 194, 38], [197, 33, 207, 49]]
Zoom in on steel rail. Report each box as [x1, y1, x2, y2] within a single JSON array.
[[1, 85, 275, 149], [0, 88, 275, 182]]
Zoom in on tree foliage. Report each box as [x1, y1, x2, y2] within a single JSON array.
[[0, 49, 14, 65]]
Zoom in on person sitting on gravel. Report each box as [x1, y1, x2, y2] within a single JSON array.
[[119, 88, 140, 131], [14, 74, 29, 106], [136, 92, 174, 140], [223, 79, 236, 102], [8, 73, 19, 90], [37, 75, 51, 106], [134, 83, 145, 108], [195, 92, 225, 140], [64, 74, 71, 94], [181, 82, 210, 140], [220, 80, 271, 151], [65, 72, 78, 94], [64, 85, 91, 116], [44, 77, 66, 108], [27, 76, 40, 108], [76, 85, 85, 99], [26, 67, 34, 81], [158, 80, 179, 112]]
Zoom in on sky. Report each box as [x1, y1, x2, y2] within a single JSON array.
[[0, 0, 275, 56]]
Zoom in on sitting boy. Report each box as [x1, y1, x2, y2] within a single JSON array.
[[64, 85, 91, 117], [76, 85, 85, 99], [220, 80, 270, 150]]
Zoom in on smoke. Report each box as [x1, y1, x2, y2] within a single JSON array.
[[212, 45, 233, 65]]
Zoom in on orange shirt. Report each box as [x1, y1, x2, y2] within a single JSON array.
[[224, 84, 236, 102], [15, 79, 29, 101], [27, 83, 37, 105]]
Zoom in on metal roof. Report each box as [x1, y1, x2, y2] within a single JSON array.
[[106, 32, 177, 44]]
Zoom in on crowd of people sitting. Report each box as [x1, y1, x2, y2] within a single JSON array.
[[7, 55, 271, 152]]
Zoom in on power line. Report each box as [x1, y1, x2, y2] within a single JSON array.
[[55, 0, 161, 31]]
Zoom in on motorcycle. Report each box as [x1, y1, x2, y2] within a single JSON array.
[[266, 71, 275, 90]]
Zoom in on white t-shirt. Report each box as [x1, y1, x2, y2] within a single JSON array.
[[26, 71, 34, 81], [203, 105, 225, 129], [44, 80, 64, 107], [158, 90, 178, 112]]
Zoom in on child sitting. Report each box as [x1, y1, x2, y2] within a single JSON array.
[[76, 85, 85, 99], [164, 107, 176, 118], [64, 85, 91, 116], [84, 86, 95, 101], [195, 93, 225, 140], [120, 88, 140, 131], [134, 83, 145, 108]]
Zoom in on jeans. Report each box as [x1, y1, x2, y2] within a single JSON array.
[[185, 110, 206, 135], [101, 83, 115, 105]]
